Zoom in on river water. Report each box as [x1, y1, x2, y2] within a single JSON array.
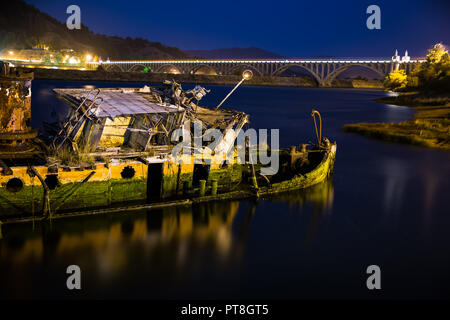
[[1, 81, 449, 299]]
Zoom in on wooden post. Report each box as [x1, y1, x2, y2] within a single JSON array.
[[211, 179, 218, 196], [175, 164, 181, 195], [107, 166, 112, 205], [199, 180, 206, 197]]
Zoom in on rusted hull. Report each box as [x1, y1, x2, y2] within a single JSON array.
[[259, 143, 337, 196], [0, 142, 336, 224], [0, 158, 244, 218]]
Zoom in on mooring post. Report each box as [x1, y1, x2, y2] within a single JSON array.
[[199, 180, 206, 197], [211, 179, 218, 196]]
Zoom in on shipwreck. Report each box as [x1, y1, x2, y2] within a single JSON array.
[[0, 62, 336, 223]]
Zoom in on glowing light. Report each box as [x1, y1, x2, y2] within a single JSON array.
[[85, 54, 92, 62], [242, 69, 253, 80], [68, 57, 79, 64], [8, 51, 14, 55], [386, 91, 400, 97]]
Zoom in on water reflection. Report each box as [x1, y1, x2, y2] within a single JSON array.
[[269, 179, 334, 215], [381, 156, 409, 217], [0, 181, 335, 298], [2, 81, 449, 298], [266, 179, 334, 250]]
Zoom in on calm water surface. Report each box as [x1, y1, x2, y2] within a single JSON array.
[[1, 81, 449, 299]]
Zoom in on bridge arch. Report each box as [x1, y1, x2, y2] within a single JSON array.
[[272, 64, 321, 84], [155, 64, 184, 74], [128, 64, 150, 72], [323, 64, 385, 85], [103, 64, 124, 72], [189, 64, 218, 75], [225, 64, 263, 77]]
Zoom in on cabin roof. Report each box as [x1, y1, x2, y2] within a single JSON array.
[[53, 88, 182, 118]]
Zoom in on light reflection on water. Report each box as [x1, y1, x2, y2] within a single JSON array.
[[381, 157, 409, 216], [0, 180, 334, 298], [1, 82, 449, 299]]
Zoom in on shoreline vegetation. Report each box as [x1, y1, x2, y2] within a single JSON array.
[[343, 93, 450, 150], [343, 43, 450, 150], [26, 67, 383, 89]]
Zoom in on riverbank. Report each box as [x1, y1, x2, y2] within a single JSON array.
[[343, 92, 450, 150], [24, 67, 383, 88]]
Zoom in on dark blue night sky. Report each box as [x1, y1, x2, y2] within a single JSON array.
[[26, 0, 449, 58]]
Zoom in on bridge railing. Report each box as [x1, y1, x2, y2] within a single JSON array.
[[88, 58, 426, 65]]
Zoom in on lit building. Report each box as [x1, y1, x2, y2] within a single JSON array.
[[401, 50, 410, 62], [392, 49, 401, 63]]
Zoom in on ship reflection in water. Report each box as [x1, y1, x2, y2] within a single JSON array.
[[0, 180, 334, 299]]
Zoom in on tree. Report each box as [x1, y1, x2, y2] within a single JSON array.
[[55, 52, 63, 65], [415, 43, 450, 92], [406, 63, 422, 88], [43, 54, 51, 65], [425, 43, 448, 64], [384, 69, 407, 91]]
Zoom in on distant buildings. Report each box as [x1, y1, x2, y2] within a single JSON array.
[[391, 50, 410, 69], [1, 46, 97, 68]]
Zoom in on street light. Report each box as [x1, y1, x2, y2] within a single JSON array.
[[215, 69, 253, 110], [86, 54, 92, 62], [242, 69, 253, 80], [8, 51, 14, 55]]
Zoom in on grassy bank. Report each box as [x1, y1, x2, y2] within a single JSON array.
[[343, 93, 450, 150]]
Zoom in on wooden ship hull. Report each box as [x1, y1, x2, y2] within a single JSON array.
[[0, 141, 336, 222], [0, 63, 336, 225]]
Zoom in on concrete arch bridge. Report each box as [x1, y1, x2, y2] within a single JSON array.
[[91, 56, 424, 86]]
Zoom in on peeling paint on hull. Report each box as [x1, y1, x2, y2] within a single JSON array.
[[0, 159, 244, 217], [0, 143, 336, 223]]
